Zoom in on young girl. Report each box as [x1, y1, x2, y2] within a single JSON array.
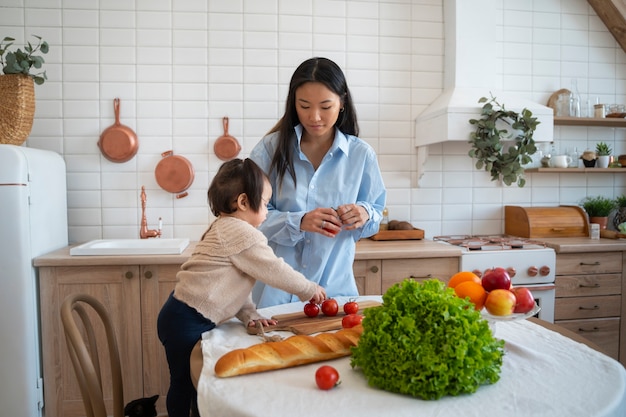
[[157, 158, 326, 417]]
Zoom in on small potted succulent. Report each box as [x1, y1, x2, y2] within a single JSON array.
[[596, 142, 612, 168], [581, 195, 616, 229]]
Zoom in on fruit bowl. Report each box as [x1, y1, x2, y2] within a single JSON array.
[[481, 303, 541, 322]]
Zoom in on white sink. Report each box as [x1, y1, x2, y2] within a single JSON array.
[[70, 238, 190, 256]]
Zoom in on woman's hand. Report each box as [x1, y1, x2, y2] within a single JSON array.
[[336, 204, 369, 230], [248, 318, 278, 328], [301, 207, 341, 236]]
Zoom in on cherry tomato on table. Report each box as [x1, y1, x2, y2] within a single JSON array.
[[315, 365, 340, 390]]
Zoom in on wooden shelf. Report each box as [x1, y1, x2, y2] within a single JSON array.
[[554, 116, 626, 127], [525, 167, 626, 173]]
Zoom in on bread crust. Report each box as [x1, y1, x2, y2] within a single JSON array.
[[214, 325, 363, 377]]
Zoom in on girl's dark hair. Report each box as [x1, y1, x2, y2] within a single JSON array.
[[269, 57, 359, 189], [207, 158, 267, 217]]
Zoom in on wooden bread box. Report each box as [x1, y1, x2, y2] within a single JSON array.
[[505, 205, 589, 238]]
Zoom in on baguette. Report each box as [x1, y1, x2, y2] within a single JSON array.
[[214, 325, 363, 378]]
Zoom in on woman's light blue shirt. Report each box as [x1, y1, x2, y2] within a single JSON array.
[[250, 125, 387, 308]]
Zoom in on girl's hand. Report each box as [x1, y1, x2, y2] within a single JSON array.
[[310, 285, 327, 304], [336, 204, 369, 230], [248, 318, 278, 328]]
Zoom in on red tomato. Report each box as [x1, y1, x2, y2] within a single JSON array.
[[303, 302, 320, 317], [342, 314, 364, 329], [343, 300, 359, 315], [321, 299, 339, 316], [315, 365, 340, 390]]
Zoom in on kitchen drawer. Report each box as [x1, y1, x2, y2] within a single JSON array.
[[554, 295, 621, 320], [555, 274, 622, 297], [555, 252, 622, 275], [555, 317, 620, 360], [381, 257, 459, 293]]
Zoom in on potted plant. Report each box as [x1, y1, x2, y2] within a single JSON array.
[[613, 195, 626, 229], [0, 35, 49, 146], [595, 142, 612, 168], [468, 95, 540, 187], [581, 195, 616, 229]]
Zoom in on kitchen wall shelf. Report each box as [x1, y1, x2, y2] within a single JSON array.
[[524, 168, 626, 174], [525, 167, 626, 173], [554, 116, 626, 127]]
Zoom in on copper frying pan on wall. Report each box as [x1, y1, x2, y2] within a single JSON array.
[[214, 117, 241, 161], [98, 98, 138, 163], [155, 150, 195, 199]]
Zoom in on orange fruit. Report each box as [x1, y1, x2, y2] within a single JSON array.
[[454, 281, 487, 310], [447, 271, 481, 289]]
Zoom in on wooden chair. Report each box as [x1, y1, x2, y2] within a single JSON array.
[[60, 293, 124, 417]]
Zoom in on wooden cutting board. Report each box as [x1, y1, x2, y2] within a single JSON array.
[[247, 300, 381, 335]]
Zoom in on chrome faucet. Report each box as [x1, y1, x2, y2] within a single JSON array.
[[140, 186, 162, 239]]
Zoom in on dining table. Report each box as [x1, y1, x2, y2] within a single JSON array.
[[193, 296, 626, 417]]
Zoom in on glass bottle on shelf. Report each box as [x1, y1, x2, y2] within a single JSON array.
[[570, 79, 581, 117], [379, 207, 389, 231]]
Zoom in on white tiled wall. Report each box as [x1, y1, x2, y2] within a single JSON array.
[[1, 0, 625, 243]]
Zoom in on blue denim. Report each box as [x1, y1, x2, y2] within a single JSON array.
[[157, 292, 215, 417]]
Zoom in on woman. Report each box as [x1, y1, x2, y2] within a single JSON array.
[[250, 57, 386, 308]]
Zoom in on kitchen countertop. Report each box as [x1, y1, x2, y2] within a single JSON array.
[[34, 238, 464, 266], [33, 236, 626, 267]]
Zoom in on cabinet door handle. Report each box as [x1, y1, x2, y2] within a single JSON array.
[[125, 271, 133, 279], [579, 261, 601, 266], [410, 274, 433, 279], [144, 270, 153, 279], [578, 305, 599, 310], [369, 266, 379, 273], [578, 327, 600, 333], [579, 283, 600, 288]]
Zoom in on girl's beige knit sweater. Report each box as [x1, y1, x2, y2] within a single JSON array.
[[174, 216, 317, 325]]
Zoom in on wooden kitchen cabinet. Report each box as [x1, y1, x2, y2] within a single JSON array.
[[39, 263, 180, 417], [554, 252, 623, 361], [353, 257, 459, 295]]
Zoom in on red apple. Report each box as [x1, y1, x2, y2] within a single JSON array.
[[481, 267, 511, 292], [484, 289, 516, 316], [511, 286, 535, 314]]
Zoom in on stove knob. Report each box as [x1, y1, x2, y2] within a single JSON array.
[[527, 266, 538, 277], [506, 267, 516, 278], [539, 265, 551, 276], [472, 269, 483, 278]]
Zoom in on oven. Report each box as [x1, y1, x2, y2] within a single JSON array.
[[434, 235, 556, 323]]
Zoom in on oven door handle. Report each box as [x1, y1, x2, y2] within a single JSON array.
[[525, 284, 555, 291]]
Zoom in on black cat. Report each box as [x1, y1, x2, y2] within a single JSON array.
[[124, 394, 159, 417]]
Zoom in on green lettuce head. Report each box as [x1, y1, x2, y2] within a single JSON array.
[[351, 279, 504, 400]]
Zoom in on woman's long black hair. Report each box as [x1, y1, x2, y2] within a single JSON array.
[[268, 57, 359, 189]]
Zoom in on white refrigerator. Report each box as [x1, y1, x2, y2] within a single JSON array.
[[0, 145, 68, 417]]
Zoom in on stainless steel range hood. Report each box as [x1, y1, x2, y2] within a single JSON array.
[[414, 0, 553, 148]]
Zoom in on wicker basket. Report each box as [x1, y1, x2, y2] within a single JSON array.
[[0, 74, 35, 145]]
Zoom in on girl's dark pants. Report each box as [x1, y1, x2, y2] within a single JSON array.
[[157, 292, 215, 417]]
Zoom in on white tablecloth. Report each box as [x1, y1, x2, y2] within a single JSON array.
[[197, 296, 626, 417]]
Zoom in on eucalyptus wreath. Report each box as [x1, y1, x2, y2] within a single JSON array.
[[468, 96, 540, 187]]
